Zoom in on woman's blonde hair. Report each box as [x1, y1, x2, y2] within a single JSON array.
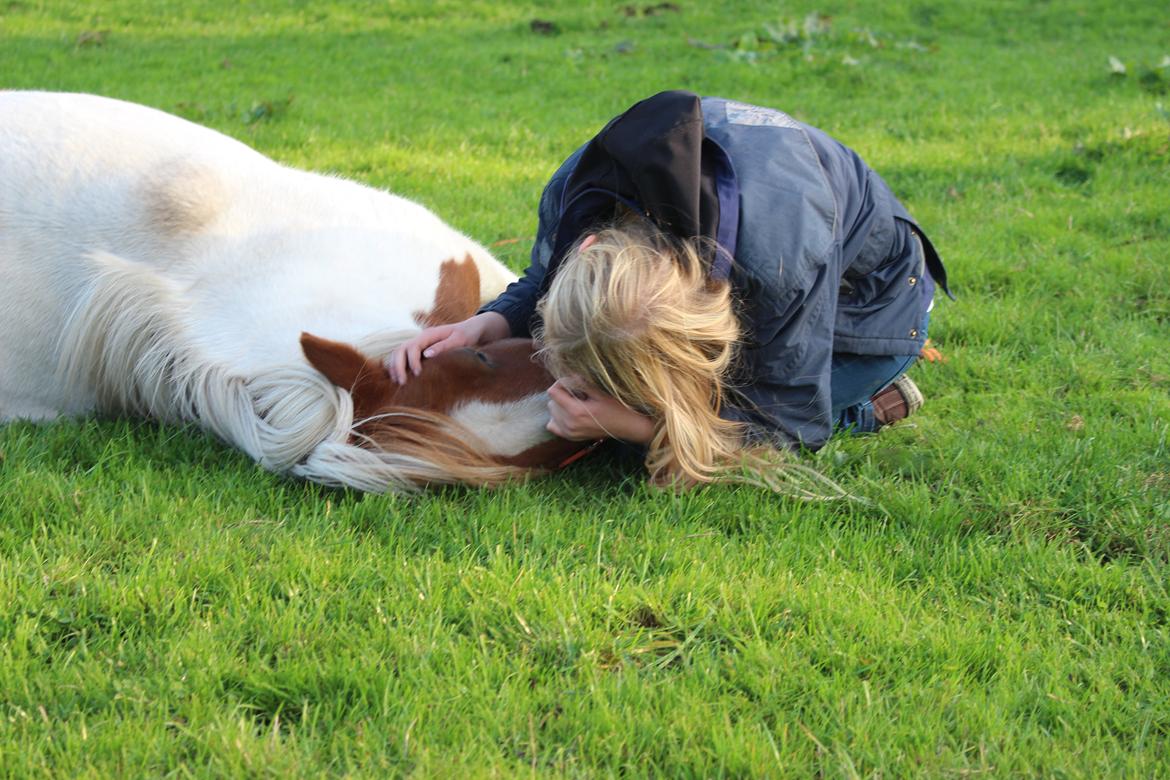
[[538, 218, 741, 487]]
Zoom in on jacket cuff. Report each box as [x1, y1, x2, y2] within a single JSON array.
[[478, 298, 534, 339]]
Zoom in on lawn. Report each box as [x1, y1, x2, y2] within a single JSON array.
[[1, 0, 1168, 776]]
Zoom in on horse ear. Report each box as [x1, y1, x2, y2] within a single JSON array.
[[301, 332, 368, 388], [300, 332, 393, 421]]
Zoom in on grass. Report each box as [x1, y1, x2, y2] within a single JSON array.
[[1, 0, 1168, 776]]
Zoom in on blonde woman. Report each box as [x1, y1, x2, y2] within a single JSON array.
[[389, 91, 951, 487]]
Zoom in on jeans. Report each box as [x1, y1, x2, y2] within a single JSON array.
[[830, 309, 930, 434]]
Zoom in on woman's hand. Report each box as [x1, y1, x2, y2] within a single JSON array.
[[546, 377, 656, 445], [387, 311, 510, 384]]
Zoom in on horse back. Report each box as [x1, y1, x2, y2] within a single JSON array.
[[0, 91, 515, 415]]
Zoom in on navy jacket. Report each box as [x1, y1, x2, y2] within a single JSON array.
[[481, 91, 950, 449]]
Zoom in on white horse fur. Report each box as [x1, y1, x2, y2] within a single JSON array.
[[0, 91, 539, 492]]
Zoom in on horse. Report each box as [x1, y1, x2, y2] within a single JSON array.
[[0, 91, 589, 492]]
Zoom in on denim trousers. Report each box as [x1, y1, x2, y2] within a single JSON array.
[[830, 309, 930, 434]]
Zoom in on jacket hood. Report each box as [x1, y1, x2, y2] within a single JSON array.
[[548, 90, 721, 274]]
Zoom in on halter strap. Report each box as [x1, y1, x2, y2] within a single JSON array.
[[556, 438, 607, 470]]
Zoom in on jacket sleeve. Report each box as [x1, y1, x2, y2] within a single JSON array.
[[476, 259, 545, 339], [478, 146, 585, 338], [720, 249, 837, 451]]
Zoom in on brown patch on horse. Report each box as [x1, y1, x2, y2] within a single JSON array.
[[413, 254, 481, 327]]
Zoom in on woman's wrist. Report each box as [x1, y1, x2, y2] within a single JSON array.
[[609, 405, 657, 445], [474, 311, 512, 343]]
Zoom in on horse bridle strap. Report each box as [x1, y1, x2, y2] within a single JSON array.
[[556, 438, 607, 470]]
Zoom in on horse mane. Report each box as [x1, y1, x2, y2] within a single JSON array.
[[297, 408, 539, 491], [56, 250, 535, 492]]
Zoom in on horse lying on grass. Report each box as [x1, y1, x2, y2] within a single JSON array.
[[0, 91, 589, 492]]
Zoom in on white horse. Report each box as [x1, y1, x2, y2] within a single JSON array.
[[0, 91, 584, 492]]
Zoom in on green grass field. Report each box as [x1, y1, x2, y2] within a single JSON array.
[[2, 1, 1168, 776]]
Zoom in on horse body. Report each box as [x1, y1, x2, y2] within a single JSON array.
[[0, 91, 576, 491]]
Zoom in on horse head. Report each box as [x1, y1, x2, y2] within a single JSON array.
[[300, 333, 592, 481]]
